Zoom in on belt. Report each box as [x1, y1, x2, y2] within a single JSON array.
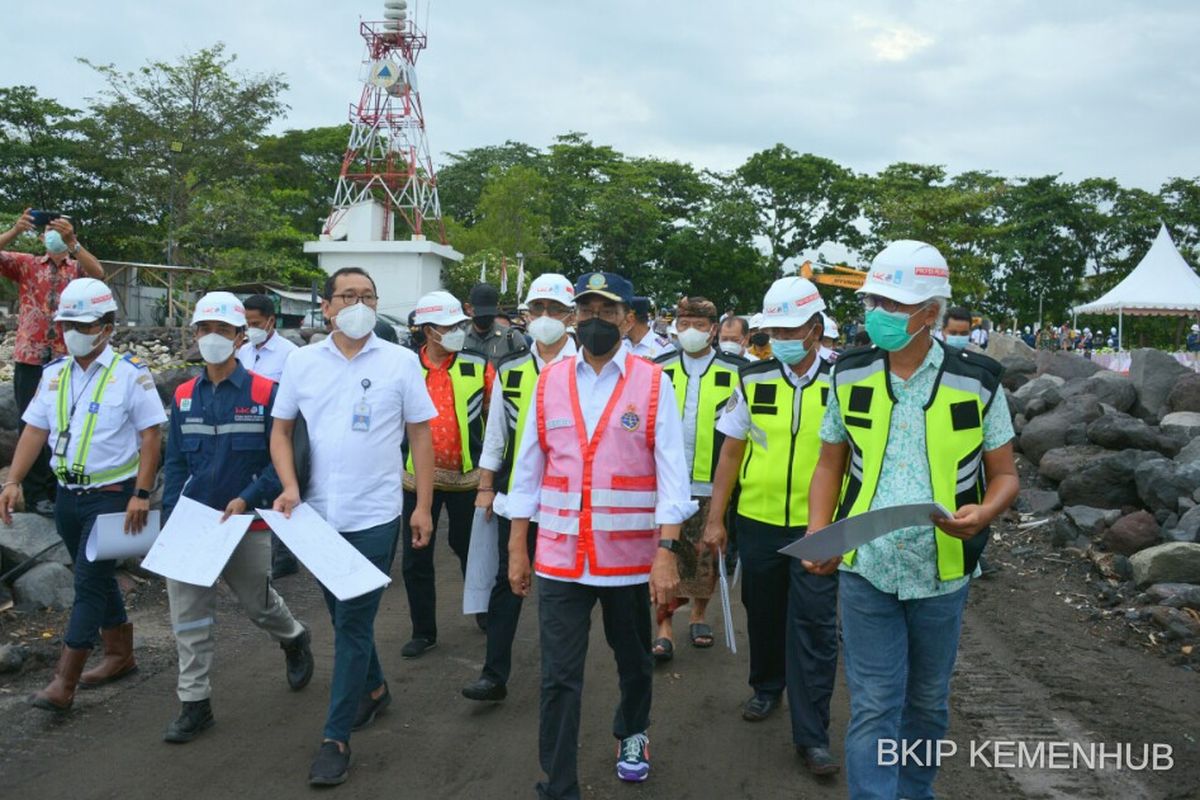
[[63, 479, 135, 497], [249, 519, 271, 532]]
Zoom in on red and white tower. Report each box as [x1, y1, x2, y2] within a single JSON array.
[[323, 1, 445, 243]]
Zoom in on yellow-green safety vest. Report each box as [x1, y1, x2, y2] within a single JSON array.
[[54, 356, 140, 486], [655, 350, 746, 485], [736, 356, 832, 528], [494, 349, 539, 493], [407, 349, 488, 474], [832, 341, 1003, 581]]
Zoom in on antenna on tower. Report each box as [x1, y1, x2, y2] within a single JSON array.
[[323, 1, 446, 243]]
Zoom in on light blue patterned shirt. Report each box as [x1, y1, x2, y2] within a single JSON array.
[[820, 344, 1014, 600]]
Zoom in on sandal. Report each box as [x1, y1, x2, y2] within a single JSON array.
[[652, 637, 674, 663], [689, 623, 714, 649]]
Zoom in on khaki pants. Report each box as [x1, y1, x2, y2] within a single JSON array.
[[167, 530, 303, 702]]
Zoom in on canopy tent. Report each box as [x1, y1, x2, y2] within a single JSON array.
[[1072, 224, 1200, 350]]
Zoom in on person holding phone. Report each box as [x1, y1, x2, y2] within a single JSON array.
[[0, 208, 105, 516]]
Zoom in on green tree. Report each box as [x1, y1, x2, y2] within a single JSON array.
[[0, 86, 87, 212], [437, 141, 543, 227], [253, 125, 350, 236]]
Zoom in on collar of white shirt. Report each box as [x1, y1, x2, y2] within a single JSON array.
[[534, 336, 577, 369], [575, 348, 627, 379], [318, 331, 381, 359], [75, 345, 117, 374]]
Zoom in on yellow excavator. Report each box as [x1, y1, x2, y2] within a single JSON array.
[[799, 260, 867, 290]]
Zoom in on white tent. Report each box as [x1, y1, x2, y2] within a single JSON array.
[[1072, 224, 1200, 350]]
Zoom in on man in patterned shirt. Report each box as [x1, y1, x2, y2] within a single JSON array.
[[0, 209, 104, 514], [806, 240, 1019, 800]]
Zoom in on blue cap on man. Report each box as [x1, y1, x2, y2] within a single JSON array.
[[574, 272, 634, 305]]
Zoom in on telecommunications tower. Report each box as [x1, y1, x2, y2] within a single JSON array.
[[323, 0, 446, 243]]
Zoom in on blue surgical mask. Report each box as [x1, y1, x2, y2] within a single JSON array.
[[44, 229, 68, 254], [770, 337, 810, 365], [865, 307, 921, 352], [944, 334, 970, 349]]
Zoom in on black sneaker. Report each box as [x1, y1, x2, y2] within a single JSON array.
[[461, 676, 507, 702], [401, 637, 437, 659], [163, 699, 215, 743], [799, 745, 841, 776], [309, 740, 350, 786], [352, 682, 391, 731], [742, 692, 781, 722], [281, 624, 314, 691]]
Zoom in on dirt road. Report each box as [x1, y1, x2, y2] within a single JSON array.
[[1, 519, 1196, 799]]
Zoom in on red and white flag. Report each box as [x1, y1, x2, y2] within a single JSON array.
[[516, 253, 526, 300]]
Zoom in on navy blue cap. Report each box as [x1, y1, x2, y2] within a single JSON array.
[[574, 272, 634, 305], [629, 296, 653, 316]]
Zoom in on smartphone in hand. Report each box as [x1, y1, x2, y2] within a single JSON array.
[[29, 210, 68, 227]]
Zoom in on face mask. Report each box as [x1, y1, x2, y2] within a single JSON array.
[[336, 302, 376, 340], [64, 328, 102, 357], [577, 318, 621, 357], [198, 333, 236, 364], [718, 340, 744, 356], [865, 307, 925, 352], [473, 315, 495, 332], [528, 315, 566, 346], [438, 327, 467, 352], [246, 326, 269, 347], [677, 327, 712, 354], [750, 332, 769, 347], [44, 229, 68, 254], [770, 337, 810, 365], [944, 334, 970, 349]]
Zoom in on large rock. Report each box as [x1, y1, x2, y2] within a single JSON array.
[[1129, 348, 1192, 418], [154, 366, 200, 406], [1135, 458, 1200, 515], [1036, 350, 1103, 381], [12, 562, 74, 609], [1083, 371, 1137, 413], [1165, 372, 1200, 414], [1058, 449, 1162, 509], [1160, 411, 1200, 439], [987, 333, 1036, 362], [1018, 394, 1103, 465], [1039, 445, 1109, 483], [1103, 510, 1160, 556], [0, 381, 19, 430], [280, 329, 307, 348], [1176, 437, 1200, 466], [1086, 414, 1180, 456], [1167, 504, 1200, 543], [999, 355, 1036, 392], [0, 428, 17, 466], [1130, 542, 1200, 587], [0, 513, 70, 568], [1013, 374, 1065, 402], [1064, 505, 1120, 535], [1017, 488, 1061, 515]]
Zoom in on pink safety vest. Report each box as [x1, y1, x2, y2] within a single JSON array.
[[534, 353, 662, 579]]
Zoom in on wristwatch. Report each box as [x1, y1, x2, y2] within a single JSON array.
[[68, 241, 81, 256], [658, 538, 682, 554], [135, 488, 151, 500]]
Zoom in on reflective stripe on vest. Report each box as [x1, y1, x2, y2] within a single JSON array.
[[658, 353, 739, 484], [834, 344, 996, 581], [736, 359, 830, 527], [408, 351, 487, 473], [495, 352, 538, 493], [54, 356, 138, 486]]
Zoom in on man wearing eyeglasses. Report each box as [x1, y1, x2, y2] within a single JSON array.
[[506, 271, 693, 798], [270, 267, 437, 787], [462, 273, 577, 703], [0, 209, 104, 516]]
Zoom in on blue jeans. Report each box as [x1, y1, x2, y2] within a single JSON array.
[[55, 484, 133, 650], [840, 571, 969, 800], [320, 517, 400, 743]]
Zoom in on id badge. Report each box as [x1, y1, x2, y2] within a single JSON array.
[[352, 402, 371, 432], [53, 431, 71, 458]]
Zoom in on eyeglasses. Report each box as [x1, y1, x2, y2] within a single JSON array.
[[330, 292, 378, 306], [861, 294, 906, 314], [575, 305, 623, 323], [527, 302, 570, 319]]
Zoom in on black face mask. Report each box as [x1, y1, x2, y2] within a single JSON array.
[[577, 318, 622, 357], [473, 315, 496, 332], [750, 332, 770, 347]]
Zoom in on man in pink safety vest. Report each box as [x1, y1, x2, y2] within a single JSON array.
[[507, 271, 695, 800]]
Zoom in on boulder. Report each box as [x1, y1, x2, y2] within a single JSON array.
[[0, 381, 19, 430], [1064, 505, 1119, 536], [1165, 372, 1200, 414], [1064, 423, 1089, 446], [1176, 437, 1200, 466], [1017, 488, 1061, 515], [999, 355, 1036, 392], [1166, 505, 1200, 543], [1135, 458, 1200, 514], [154, 366, 201, 406], [1103, 510, 1160, 556], [1058, 449, 1162, 509], [280, 329, 308, 348], [1036, 350, 1103, 381], [1018, 394, 1103, 465], [1047, 515, 1088, 549], [1130, 542, 1200, 587], [0, 643, 28, 674], [0, 513, 71, 568], [1160, 411, 1200, 439], [987, 333, 1036, 362], [0, 428, 17, 466], [1086, 414, 1180, 456], [1013, 374, 1065, 402], [1129, 348, 1191, 418], [1024, 389, 1062, 420], [1146, 606, 1200, 638], [1083, 371, 1137, 413], [1143, 582, 1200, 607], [12, 561, 74, 609], [1039, 445, 1109, 483]]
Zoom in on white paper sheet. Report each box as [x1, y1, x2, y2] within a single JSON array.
[[778, 502, 954, 563], [258, 503, 390, 601], [140, 497, 254, 587], [463, 508, 499, 615], [85, 511, 161, 562], [717, 553, 737, 654]]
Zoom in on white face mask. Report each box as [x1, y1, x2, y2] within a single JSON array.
[[528, 315, 566, 346], [438, 327, 466, 352], [246, 326, 269, 347], [718, 340, 744, 356], [336, 303, 376, 340], [64, 328, 102, 358], [198, 332, 237, 365], [677, 326, 712, 354]]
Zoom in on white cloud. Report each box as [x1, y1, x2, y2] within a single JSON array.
[[852, 14, 935, 62]]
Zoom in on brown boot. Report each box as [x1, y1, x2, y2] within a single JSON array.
[[79, 622, 138, 689], [31, 646, 91, 712]]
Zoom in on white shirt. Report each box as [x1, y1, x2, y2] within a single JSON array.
[[272, 333, 437, 532], [970, 328, 989, 346], [717, 356, 823, 441], [678, 349, 716, 497], [625, 328, 670, 361], [506, 352, 697, 587], [23, 347, 168, 488], [237, 332, 298, 382]]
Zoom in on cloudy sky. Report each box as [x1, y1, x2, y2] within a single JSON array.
[[5, 1, 1198, 190]]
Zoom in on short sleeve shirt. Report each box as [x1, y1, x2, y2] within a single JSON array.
[[0, 253, 83, 365]]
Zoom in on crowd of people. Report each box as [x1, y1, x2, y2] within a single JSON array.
[[0, 206, 1023, 800]]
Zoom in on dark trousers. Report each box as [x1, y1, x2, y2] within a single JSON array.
[[737, 514, 839, 748], [14, 362, 55, 504], [401, 488, 475, 642], [536, 578, 653, 800], [55, 483, 134, 649], [481, 517, 537, 685]]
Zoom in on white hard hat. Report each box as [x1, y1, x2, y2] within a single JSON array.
[[54, 278, 118, 322], [1111, 327, 1117, 334], [1024, 326, 1031, 333], [1192, 324, 1199, 332], [749, 312, 764, 330], [1084, 327, 1091, 333], [413, 291, 470, 326], [761, 276, 826, 329], [524, 273, 575, 308], [859, 240, 952, 305], [191, 291, 246, 327], [822, 313, 839, 339]]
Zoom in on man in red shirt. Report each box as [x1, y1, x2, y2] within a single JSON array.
[[0, 209, 104, 514]]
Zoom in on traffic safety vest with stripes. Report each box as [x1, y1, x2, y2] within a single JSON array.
[[833, 342, 1003, 581], [736, 357, 831, 528], [407, 350, 488, 474], [494, 350, 539, 493], [54, 355, 140, 486], [656, 349, 745, 485], [534, 353, 662, 579]]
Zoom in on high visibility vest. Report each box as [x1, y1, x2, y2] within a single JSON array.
[[494, 349, 539, 493], [655, 349, 745, 485], [54, 355, 139, 486], [833, 341, 1003, 581], [736, 357, 831, 528], [407, 349, 488, 473]]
